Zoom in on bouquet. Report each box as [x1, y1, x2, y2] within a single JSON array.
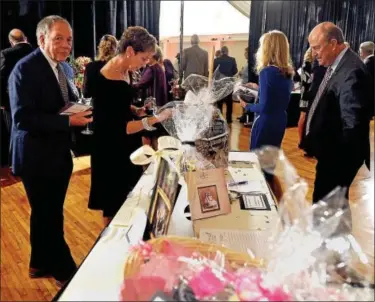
[[70, 56, 92, 89]]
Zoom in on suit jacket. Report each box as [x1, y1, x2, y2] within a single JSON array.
[[364, 55, 374, 116], [304, 49, 372, 169], [0, 43, 33, 110], [364, 54, 374, 79], [181, 45, 209, 79], [8, 48, 76, 176], [213, 54, 238, 77]]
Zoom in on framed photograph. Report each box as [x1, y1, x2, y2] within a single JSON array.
[[186, 168, 231, 221], [198, 185, 220, 213], [145, 157, 181, 239], [240, 193, 271, 211]]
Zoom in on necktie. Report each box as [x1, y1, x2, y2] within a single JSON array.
[[305, 67, 333, 135], [57, 63, 70, 105]]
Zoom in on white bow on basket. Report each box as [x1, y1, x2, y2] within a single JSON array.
[[130, 136, 184, 182]]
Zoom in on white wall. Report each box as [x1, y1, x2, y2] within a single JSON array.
[[159, 1, 250, 38]]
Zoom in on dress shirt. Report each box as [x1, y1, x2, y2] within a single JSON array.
[[330, 46, 349, 74], [40, 47, 59, 81]]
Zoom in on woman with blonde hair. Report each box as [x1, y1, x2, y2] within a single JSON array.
[[83, 34, 118, 97], [240, 30, 293, 183]]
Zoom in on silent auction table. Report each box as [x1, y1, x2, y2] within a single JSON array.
[[55, 151, 278, 301]]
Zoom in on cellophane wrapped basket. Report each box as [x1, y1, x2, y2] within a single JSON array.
[[157, 69, 238, 172], [121, 236, 265, 301]]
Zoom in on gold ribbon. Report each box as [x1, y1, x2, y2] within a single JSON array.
[[130, 136, 183, 178]]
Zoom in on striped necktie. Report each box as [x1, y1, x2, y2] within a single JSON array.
[[56, 63, 70, 105], [305, 66, 333, 135]]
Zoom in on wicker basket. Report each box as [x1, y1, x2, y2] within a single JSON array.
[[124, 236, 265, 278]]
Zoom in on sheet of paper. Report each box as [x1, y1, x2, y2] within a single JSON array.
[[228, 177, 267, 194], [199, 228, 273, 260], [59, 102, 92, 115], [229, 152, 259, 164]]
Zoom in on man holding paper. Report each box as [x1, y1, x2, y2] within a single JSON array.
[[8, 15, 91, 286]]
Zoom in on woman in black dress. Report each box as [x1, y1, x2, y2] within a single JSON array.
[[88, 27, 171, 226], [82, 34, 118, 98]]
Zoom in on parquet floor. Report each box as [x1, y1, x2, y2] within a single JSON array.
[[1, 103, 374, 301]]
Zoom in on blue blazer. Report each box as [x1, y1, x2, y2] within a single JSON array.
[[8, 48, 76, 176]]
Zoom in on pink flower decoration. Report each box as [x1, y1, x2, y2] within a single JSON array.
[[189, 267, 226, 298]]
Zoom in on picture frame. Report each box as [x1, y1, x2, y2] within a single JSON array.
[[239, 193, 271, 211], [144, 157, 181, 240], [197, 185, 220, 213]]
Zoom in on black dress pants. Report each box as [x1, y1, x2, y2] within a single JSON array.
[[21, 156, 76, 281], [313, 155, 364, 204], [1, 109, 12, 167], [217, 94, 233, 123]]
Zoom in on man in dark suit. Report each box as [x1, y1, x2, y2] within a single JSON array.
[[214, 46, 238, 123], [360, 41, 374, 117], [181, 34, 209, 79], [359, 41, 375, 79], [8, 15, 92, 286], [0, 29, 33, 166], [305, 22, 372, 204]]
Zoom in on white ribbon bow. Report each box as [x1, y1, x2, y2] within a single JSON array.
[[130, 136, 183, 179]]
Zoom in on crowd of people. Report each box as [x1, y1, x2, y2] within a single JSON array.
[[0, 14, 374, 287]]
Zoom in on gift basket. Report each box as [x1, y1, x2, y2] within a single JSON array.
[[120, 146, 374, 301], [156, 69, 239, 172]]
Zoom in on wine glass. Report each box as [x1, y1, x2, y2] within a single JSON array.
[[144, 97, 157, 115], [80, 97, 93, 135]]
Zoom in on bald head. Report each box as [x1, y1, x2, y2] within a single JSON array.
[[309, 22, 345, 45], [9, 29, 27, 46], [308, 22, 346, 67]]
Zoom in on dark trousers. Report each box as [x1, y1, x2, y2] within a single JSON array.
[[21, 156, 76, 280], [1, 109, 12, 167], [313, 156, 364, 204], [217, 94, 233, 122]]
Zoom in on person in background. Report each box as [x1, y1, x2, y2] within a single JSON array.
[[173, 52, 180, 77], [181, 34, 209, 79], [238, 47, 253, 126], [239, 30, 294, 197], [8, 15, 92, 287], [133, 46, 168, 149], [359, 41, 374, 78], [298, 49, 327, 155], [305, 22, 371, 203], [214, 46, 238, 123], [0, 29, 33, 166], [163, 58, 177, 101], [214, 49, 221, 59], [297, 47, 313, 147], [359, 41, 375, 117], [88, 27, 171, 226], [82, 34, 117, 98]]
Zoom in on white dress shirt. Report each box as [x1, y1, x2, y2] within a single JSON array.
[[40, 47, 59, 82]]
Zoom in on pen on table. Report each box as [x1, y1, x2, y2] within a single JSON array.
[[228, 181, 248, 187]]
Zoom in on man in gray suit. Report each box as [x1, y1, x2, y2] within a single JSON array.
[[181, 34, 209, 79]]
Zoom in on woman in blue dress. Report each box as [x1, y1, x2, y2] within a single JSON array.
[[240, 30, 294, 184]]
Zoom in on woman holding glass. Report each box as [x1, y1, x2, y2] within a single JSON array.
[[87, 27, 171, 226], [240, 30, 293, 197]]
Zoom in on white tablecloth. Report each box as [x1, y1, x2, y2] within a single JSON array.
[[57, 151, 276, 301]]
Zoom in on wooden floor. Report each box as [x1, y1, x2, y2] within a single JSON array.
[[1, 103, 374, 301]]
